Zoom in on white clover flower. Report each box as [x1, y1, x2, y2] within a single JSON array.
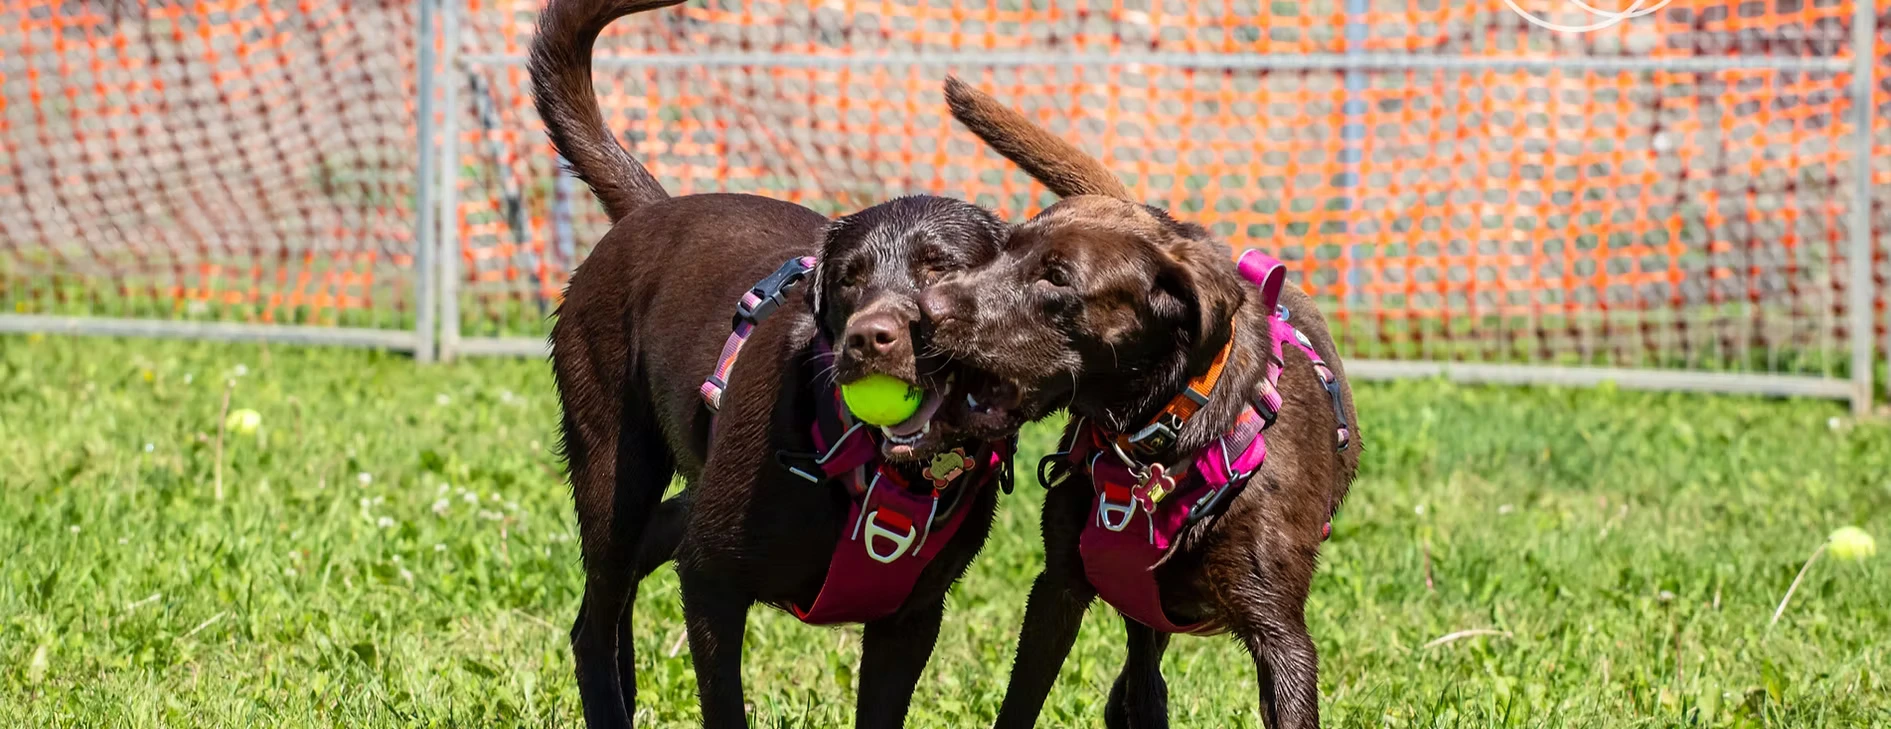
[[431, 498, 451, 516], [357, 472, 373, 486]]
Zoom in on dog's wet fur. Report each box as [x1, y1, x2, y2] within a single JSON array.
[[925, 77, 1362, 729], [531, 3, 1051, 726]]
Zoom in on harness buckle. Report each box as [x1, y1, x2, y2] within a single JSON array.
[[1098, 482, 1138, 532], [1036, 452, 1072, 489], [862, 508, 918, 563], [1126, 413, 1182, 453], [1320, 372, 1350, 452], [732, 256, 817, 328], [1183, 483, 1235, 528]]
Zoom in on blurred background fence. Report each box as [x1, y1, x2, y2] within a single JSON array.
[[2, 0, 1887, 413]]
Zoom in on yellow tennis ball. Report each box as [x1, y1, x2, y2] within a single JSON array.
[[840, 374, 923, 426], [1828, 526, 1876, 562], [225, 408, 262, 437]]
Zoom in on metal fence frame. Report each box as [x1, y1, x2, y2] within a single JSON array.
[[1, 0, 1881, 415]]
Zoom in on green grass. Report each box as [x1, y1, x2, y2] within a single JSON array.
[[2, 334, 1888, 728]]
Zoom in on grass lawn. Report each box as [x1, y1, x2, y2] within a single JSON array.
[[2, 334, 1887, 728]]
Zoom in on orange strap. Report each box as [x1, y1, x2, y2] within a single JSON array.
[[1114, 328, 1234, 455]]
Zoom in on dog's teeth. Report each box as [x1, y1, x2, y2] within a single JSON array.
[[966, 393, 979, 409], [879, 424, 928, 446]]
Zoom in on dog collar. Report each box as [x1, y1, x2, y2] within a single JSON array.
[[1113, 324, 1234, 458]]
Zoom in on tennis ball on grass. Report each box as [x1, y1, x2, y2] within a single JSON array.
[[1827, 526, 1876, 562], [225, 408, 262, 436], [841, 374, 923, 426]]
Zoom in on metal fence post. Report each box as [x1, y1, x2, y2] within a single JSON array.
[[437, 0, 463, 362], [1852, 0, 1878, 415], [413, 0, 439, 363], [1340, 0, 1369, 309]]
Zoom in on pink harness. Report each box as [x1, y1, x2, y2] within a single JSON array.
[[701, 256, 1012, 626], [1046, 250, 1350, 634]]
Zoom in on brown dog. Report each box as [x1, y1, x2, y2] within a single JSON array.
[[532, 5, 1052, 727], [920, 78, 1362, 729]]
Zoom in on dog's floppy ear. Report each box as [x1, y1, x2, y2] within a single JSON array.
[[803, 258, 824, 318], [942, 76, 1132, 200], [802, 221, 844, 322], [1151, 236, 1246, 376]]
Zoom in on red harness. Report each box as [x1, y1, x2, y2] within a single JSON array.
[[1042, 250, 1350, 634], [701, 256, 1012, 626]]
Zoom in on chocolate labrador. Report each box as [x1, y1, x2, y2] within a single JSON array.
[[532, 5, 1052, 727], [919, 78, 1362, 729]]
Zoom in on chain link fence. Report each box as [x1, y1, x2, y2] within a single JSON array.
[[3, 0, 1887, 412], [1, 0, 435, 354]]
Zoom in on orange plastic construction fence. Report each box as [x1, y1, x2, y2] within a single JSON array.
[[3, 0, 1886, 374]]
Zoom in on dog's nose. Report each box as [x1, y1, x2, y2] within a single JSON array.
[[843, 312, 906, 359], [919, 288, 959, 326]]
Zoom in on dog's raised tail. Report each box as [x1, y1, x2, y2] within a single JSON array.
[[529, 0, 681, 222], [941, 76, 1132, 201]]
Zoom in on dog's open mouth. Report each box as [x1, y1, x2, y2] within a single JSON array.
[[861, 363, 1025, 461]]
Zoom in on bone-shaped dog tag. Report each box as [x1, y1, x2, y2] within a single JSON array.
[[1141, 463, 1177, 509]]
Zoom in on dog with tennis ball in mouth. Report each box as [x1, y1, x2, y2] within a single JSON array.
[[533, 1, 1060, 727]]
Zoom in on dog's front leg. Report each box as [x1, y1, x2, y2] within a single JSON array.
[[1233, 610, 1317, 729], [993, 482, 1097, 729], [1214, 548, 1319, 729], [853, 600, 947, 728], [680, 570, 753, 729], [1104, 615, 1171, 729]]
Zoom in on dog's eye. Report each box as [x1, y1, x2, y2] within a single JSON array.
[[1041, 267, 1070, 288], [919, 262, 955, 285]]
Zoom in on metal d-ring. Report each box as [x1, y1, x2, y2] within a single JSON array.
[[1107, 438, 1152, 484]]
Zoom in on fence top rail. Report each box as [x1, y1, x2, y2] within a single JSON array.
[[459, 50, 1856, 73]]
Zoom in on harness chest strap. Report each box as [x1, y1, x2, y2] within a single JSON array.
[[1072, 249, 1350, 634], [788, 384, 1011, 624]]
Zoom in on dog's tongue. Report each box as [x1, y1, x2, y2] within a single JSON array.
[[886, 388, 945, 437]]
